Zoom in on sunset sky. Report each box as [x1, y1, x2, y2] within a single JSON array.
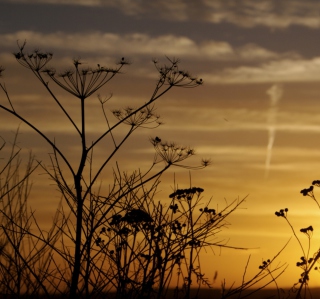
[[2, 0, 320, 290]]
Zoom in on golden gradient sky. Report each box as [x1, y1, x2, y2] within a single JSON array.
[[1, 0, 320, 290]]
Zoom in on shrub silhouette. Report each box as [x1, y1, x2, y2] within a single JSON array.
[[0, 42, 287, 298]]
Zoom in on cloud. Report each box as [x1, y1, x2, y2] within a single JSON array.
[[4, 0, 320, 29], [204, 0, 320, 28], [158, 106, 320, 136], [1, 31, 318, 85], [1, 31, 222, 59], [237, 44, 280, 60], [3, 0, 102, 6], [0, 31, 206, 57], [203, 57, 320, 84], [265, 84, 283, 178], [0, 30, 291, 63]]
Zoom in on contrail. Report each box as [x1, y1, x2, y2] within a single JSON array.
[[265, 84, 283, 178]]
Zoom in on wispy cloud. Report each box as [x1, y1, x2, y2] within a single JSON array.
[[265, 84, 283, 178], [203, 57, 320, 84], [0, 31, 223, 58], [0, 30, 296, 64], [4, 0, 320, 29], [204, 0, 320, 28], [0, 31, 308, 86], [158, 106, 320, 136]]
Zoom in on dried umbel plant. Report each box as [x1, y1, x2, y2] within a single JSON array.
[[0, 42, 207, 298], [275, 180, 320, 299], [0, 42, 290, 299]]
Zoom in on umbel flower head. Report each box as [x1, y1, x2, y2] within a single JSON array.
[[43, 58, 124, 99], [112, 104, 162, 128], [13, 41, 127, 99], [153, 57, 203, 88], [150, 136, 210, 169], [13, 41, 52, 71]]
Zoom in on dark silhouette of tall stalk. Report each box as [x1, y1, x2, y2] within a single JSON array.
[[0, 42, 206, 298]]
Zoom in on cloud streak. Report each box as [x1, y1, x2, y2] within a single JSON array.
[[265, 84, 283, 178]]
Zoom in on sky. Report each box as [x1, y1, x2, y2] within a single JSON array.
[[1, 0, 320, 291]]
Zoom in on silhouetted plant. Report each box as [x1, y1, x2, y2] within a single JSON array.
[[275, 180, 320, 299], [0, 130, 65, 297], [0, 42, 209, 298], [93, 186, 249, 299], [0, 42, 287, 299]]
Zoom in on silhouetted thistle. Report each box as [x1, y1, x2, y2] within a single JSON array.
[[259, 259, 271, 270], [300, 182, 320, 208], [169, 203, 179, 213], [109, 214, 123, 226], [300, 225, 313, 234], [188, 239, 201, 247], [169, 187, 204, 199], [123, 209, 153, 224], [312, 180, 320, 187], [300, 185, 313, 196], [296, 256, 307, 267], [275, 208, 288, 217], [118, 227, 131, 236]]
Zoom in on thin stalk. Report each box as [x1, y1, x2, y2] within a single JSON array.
[[70, 97, 87, 298], [185, 200, 194, 299]]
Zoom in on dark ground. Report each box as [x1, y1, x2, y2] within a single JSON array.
[[1, 288, 319, 298], [191, 287, 320, 298]]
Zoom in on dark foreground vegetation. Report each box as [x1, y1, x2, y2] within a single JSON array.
[[2, 288, 320, 299], [0, 42, 319, 298]]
